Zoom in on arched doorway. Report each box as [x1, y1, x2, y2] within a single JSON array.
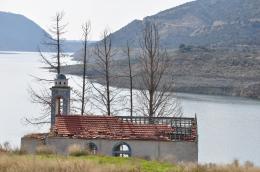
[[88, 142, 98, 155], [112, 142, 131, 157]]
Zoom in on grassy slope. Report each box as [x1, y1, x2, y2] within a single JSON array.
[[0, 153, 259, 172]]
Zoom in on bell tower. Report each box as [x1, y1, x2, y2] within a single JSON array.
[[50, 74, 71, 127]]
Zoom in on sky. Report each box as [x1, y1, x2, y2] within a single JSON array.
[[0, 0, 193, 40]]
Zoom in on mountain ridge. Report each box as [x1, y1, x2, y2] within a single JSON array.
[[0, 11, 81, 52], [0, 11, 48, 51]]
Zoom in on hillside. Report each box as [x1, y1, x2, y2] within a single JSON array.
[[0, 12, 47, 51], [109, 0, 260, 48], [0, 11, 81, 52], [70, 0, 260, 99]]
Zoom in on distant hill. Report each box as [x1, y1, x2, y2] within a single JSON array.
[[0, 11, 81, 52], [109, 0, 260, 48]]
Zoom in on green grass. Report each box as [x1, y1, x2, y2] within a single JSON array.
[[79, 155, 177, 172], [48, 155, 178, 172]]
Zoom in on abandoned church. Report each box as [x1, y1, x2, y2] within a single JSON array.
[[21, 74, 198, 162]]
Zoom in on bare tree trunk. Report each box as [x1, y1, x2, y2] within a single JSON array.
[[105, 49, 111, 116], [81, 22, 91, 115], [56, 14, 61, 74], [126, 42, 133, 120]]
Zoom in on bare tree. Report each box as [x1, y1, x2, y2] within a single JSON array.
[[40, 12, 67, 74], [91, 30, 117, 116], [137, 23, 182, 121], [81, 21, 91, 115], [25, 12, 68, 125]]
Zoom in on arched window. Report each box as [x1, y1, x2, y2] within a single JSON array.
[[112, 142, 131, 157], [88, 142, 98, 155]]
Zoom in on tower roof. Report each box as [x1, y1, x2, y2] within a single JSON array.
[[57, 74, 66, 80]]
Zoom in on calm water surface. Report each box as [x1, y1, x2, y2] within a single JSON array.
[[0, 52, 260, 165]]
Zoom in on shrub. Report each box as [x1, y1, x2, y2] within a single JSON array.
[[3, 142, 11, 151], [142, 155, 151, 161], [35, 145, 54, 155], [0, 142, 11, 153], [0, 148, 7, 153], [244, 161, 254, 168], [67, 144, 89, 157], [159, 155, 177, 164], [232, 159, 240, 167], [12, 148, 27, 155]]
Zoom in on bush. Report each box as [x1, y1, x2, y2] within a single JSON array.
[[179, 44, 193, 52], [0, 142, 11, 153], [35, 145, 54, 155], [67, 144, 89, 157], [12, 148, 27, 155], [232, 159, 240, 167], [244, 161, 254, 168], [3, 142, 11, 151], [0, 148, 7, 153], [159, 155, 177, 164]]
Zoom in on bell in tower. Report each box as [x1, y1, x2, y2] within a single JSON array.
[[50, 74, 71, 127]]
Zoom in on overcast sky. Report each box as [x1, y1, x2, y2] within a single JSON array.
[[0, 0, 193, 40]]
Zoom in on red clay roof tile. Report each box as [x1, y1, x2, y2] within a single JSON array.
[[52, 115, 197, 142]]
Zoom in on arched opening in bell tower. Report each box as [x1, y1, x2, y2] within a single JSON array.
[[55, 96, 64, 115]]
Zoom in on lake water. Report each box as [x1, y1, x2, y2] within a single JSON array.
[[0, 51, 260, 166]]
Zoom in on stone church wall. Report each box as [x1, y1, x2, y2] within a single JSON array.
[[21, 136, 198, 162]]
